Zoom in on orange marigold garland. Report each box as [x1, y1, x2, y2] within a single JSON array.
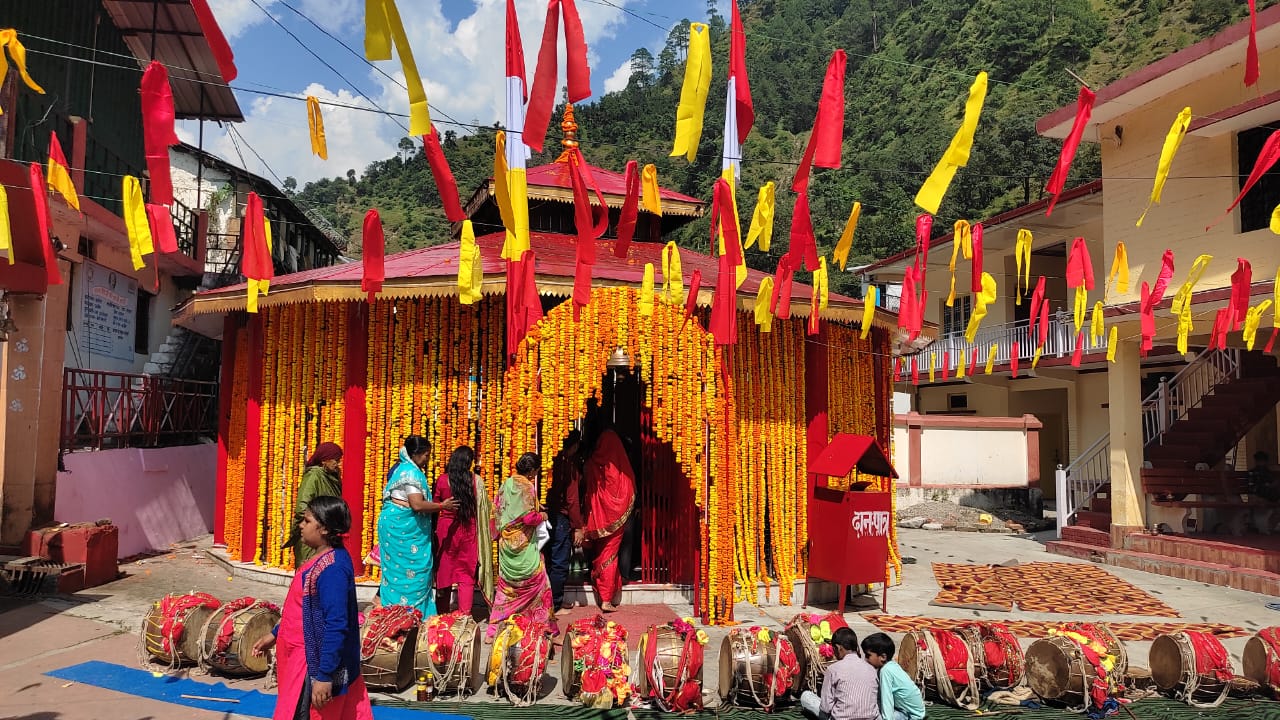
[[224, 323, 250, 561]]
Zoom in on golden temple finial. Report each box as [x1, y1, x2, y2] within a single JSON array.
[[556, 104, 579, 162]]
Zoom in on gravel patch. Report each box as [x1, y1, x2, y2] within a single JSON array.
[[896, 500, 1052, 533]]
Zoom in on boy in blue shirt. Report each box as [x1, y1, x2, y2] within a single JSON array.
[[861, 632, 926, 720]]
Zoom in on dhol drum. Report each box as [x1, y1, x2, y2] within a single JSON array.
[[637, 620, 705, 713], [561, 615, 631, 708], [1024, 622, 1127, 713], [1243, 627, 1280, 692], [487, 614, 553, 706], [957, 621, 1026, 690], [899, 628, 979, 710], [198, 597, 281, 677], [784, 612, 851, 694], [718, 626, 799, 710], [359, 604, 422, 691], [415, 611, 484, 696], [140, 592, 222, 668], [1150, 630, 1234, 708]]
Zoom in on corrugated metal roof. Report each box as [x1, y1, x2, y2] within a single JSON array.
[[101, 0, 242, 121]]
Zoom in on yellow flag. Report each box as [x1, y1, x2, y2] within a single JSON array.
[[928, 354, 936, 383], [833, 201, 862, 271], [0, 186, 11, 264], [1014, 229, 1032, 304], [364, 0, 431, 134], [642, 164, 663, 216], [661, 241, 683, 304], [0, 29, 46, 115], [915, 72, 988, 214], [46, 145, 79, 213], [860, 286, 876, 339], [306, 96, 328, 160], [494, 132, 530, 260], [1106, 326, 1118, 362], [955, 345, 967, 378], [1176, 302, 1193, 355], [639, 263, 656, 317], [1108, 242, 1129, 297], [1090, 301, 1105, 343], [964, 272, 997, 343], [1275, 266, 1280, 328], [1245, 301, 1273, 350], [458, 220, 482, 305], [947, 220, 972, 306], [1271, 205, 1280, 234], [746, 182, 776, 251], [754, 277, 774, 333], [1032, 347, 1043, 369], [670, 22, 712, 162], [1073, 285, 1088, 333], [985, 344, 997, 374], [1171, 254, 1212, 317], [1137, 107, 1192, 227], [122, 175, 153, 271]]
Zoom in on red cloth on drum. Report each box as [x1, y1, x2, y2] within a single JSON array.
[[984, 640, 1006, 669], [1261, 628, 1280, 688], [931, 629, 971, 685], [1186, 631, 1233, 682]]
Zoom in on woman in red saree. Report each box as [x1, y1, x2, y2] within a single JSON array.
[[582, 428, 635, 612]]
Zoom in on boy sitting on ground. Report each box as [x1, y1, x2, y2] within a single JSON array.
[[861, 632, 926, 720], [800, 627, 881, 720]]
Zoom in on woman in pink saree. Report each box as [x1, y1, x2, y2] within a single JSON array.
[[582, 427, 635, 612], [486, 452, 557, 640]]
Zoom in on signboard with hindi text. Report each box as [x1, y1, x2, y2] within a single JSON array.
[[81, 259, 138, 362]]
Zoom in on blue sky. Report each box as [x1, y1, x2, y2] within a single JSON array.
[[188, 0, 723, 186]]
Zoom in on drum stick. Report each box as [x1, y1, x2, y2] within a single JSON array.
[[179, 694, 240, 703]]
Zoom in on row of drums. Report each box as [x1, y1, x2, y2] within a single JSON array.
[[903, 621, 1280, 711], [140, 592, 281, 677]]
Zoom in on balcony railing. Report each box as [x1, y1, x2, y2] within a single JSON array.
[[61, 369, 217, 452], [914, 310, 1107, 374], [171, 199, 200, 259]]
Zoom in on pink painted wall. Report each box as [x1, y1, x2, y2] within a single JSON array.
[[55, 444, 216, 558]]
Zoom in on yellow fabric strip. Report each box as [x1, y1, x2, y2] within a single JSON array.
[[642, 164, 663, 216], [985, 344, 997, 375], [307, 96, 328, 160], [817, 257, 829, 309], [123, 175, 153, 271], [754, 276, 774, 332], [947, 220, 971, 306], [1275, 266, 1280, 328], [0, 186, 11, 264], [365, 0, 431, 134], [1014, 228, 1032, 305], [670, 22, 712, 162], [363, 0, 392, 60], [1108, 242, 1129, 297], [1107, 326, 1118, 362], [833, 201, 862, 271], [1073, 285, 1088, 333], [1137, 106, 1192, 227], [1032, 347, 1043, 369], [0, 30, 46, 115], [1170, 254, 1213, 317], [718, 168, 747, 288], [1271, 204, 1280, 234], [639, 263, 656, 317], [458, 220, 482, 305], [662, 241, 683, 304], [915, 72, 988, 214], [46, 155, 79, 212], [860, 286, 876, 340], [955, 345, 966, 378], [1176, 303, 1193, 355], [1090, 301, 1105, 343], [928, 354, 936, 384], [1245, 301, 1273, 350], [746, 182, 776, 252], [964, 272, 996, 343]]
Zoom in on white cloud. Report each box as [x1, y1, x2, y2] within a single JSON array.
[[602, 57, 634, 94], [207, 0, 360, 39]]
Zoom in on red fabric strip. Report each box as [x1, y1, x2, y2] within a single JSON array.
[[505, 0, 526, 92], [191, 0, 238, 82], [1144, 249, 1175, 313], [1045, 86, 1095, 216], [1247, 0, 1260, 87], [1071, 330, 1085, 367], [560, 0, 591, 103], [1066, 237, 1094, 290], [1038, 299, 1049, 349], [971, 347, 980, 374], [523, 0, 592, 153], [1010, 342, 1020, 378], [1229, 258, 1252, 330], [711, 177, 743, 266], [1211, 128, 1280, 229], [241, 191, 273, 282], [1267, 327, 1280, 354], [791, 50, 846, 192], [29, 163, 60, 285], [146, 203, 178, 254], [911, 356, 919, 385], [789, 191, 819, 271], [770, 256, 794, 319], [423, 127, 466, 222], [914, 214, 933, 285], [942, 352, 951, 379], [710, 252, 738, 345], [141, 62, 180, 206], [682, 269, 703, 328], [614, 160, 640, 258], [1140, 282, 1154, 355], [1028, 275, 1046, 335], [362, 210, 385, 297], [728, 0, 754, 140], [894, 358, 903, 382], [898, 265, 917, 338], [1210, 308, 1230, 350], [970, 222, 984, 293]]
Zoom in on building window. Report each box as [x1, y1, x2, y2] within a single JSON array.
[[1237, 126, 1280, 232], [941, 295, 973, 337], [135, 291, 153, 355]]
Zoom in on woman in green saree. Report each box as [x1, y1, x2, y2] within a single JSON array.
[[485, 452, 556, 640]]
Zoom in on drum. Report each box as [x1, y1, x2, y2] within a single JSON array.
[[487, 614, 553, 706], [899, 628, 979, 710], [359, 604, 422, 691], [1242, 627, 1280, 691], [958, 621, 1025, 690], [784, 612, 850, 694], [717, 626, 799, 710], [198, 597, 280, 677], [1124, 666, 1154, 692], [1024, 623, 1126, 712], [140, 592, 222, 667], [415, 611, 483, 696], [637, 621, 705, 712], [561, 615, 631, 708], [1150, 630, 1233, 708]]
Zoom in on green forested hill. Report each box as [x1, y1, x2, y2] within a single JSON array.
[[292, 0, 1270, 296]]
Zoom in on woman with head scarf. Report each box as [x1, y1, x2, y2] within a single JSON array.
[[487, 452, 557, 639], [432, 445, 494, 614], [291, 442, 343, 568], [377, 436, 458, 616]]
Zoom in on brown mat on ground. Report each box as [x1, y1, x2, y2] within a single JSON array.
[[864, 614, 1247, 641], [930, 561, 1180, 617]]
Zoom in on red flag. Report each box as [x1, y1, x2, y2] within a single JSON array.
[[29, 163, 60, 285], [1028, 275, 1046, 342], [505, 0, 527, 94], [711, 253, 738, 345], [911, 356, 919, 385], [191, 0, 237, 82], [894, 358, 904, 382], [898, 265, 917, 338], [1266, 327, 1279, 353], [146, 203, 178, 253], [789, 191, 819, 271], [711, 177, 743, 267], [1045, 86, 1095, 216], [242, 192, 273, 282], [1066, 237, 1094, 290], [506, 251, 544, 360], [614, 160, 640, 258], [970, 222, 984, 293], [1229, 258, 1252, 331], [728, 1, 754, 141], [362, 210, 385, 297], [971, 347, 979, 374], [1144, 249, 1175, 313], [1071, 331, 1085, 367], [1246, 0, 1260, 87], [1140, 282, 1155, 354], [568, 149, 609, 316], [1038, 299, 1050, 349], [1210, 308, 1230, 350], [523, 0, 591, 153], [423, 127, 465, 222], [942, 352, 951, 380], [1211, 129, 1280, 229], [791, 50, 846, 193], [1010, 342, 1020, 377], [682, 269, 703, 327], [914, 213, 933, 284], [770, 255, 795, 319], [140, 62, 180, 206]]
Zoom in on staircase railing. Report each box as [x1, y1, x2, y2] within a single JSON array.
[[1055, 348, 1241, 537]]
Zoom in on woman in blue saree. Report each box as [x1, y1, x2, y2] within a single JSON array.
[[377, 436, 457, 616]]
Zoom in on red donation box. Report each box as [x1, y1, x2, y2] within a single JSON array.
[[805, 434, 898, 612]]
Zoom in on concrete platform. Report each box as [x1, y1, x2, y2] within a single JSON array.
[[1048, 531, 1280, 596]]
